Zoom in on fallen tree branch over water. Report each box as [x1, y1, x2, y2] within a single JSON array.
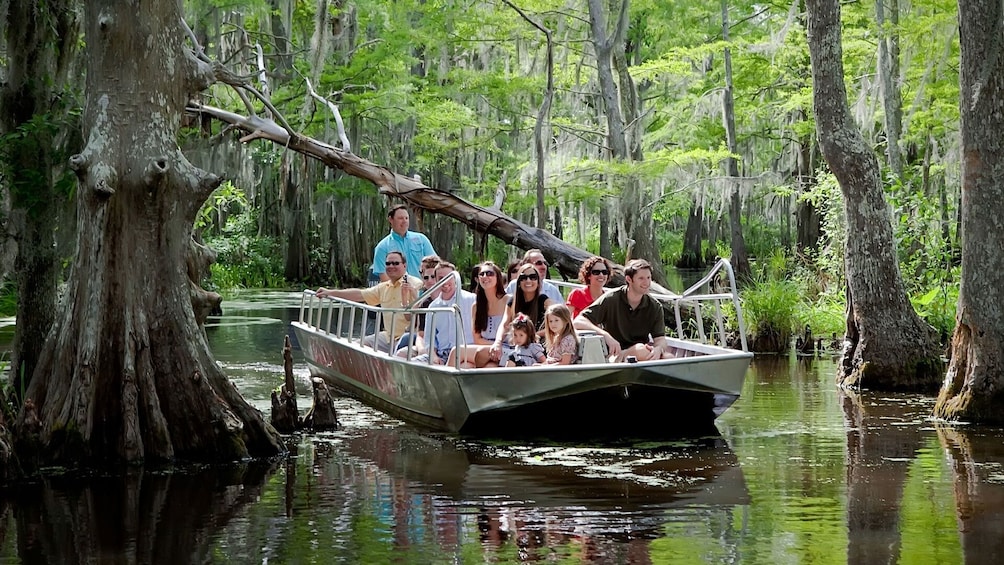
[[187, 103, 601, 280]]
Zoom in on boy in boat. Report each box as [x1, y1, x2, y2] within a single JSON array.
[[315, 250, 422, 354], [573, 259, 671, 362]]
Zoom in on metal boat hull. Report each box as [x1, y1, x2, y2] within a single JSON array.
[[292, 320, 752, 437]]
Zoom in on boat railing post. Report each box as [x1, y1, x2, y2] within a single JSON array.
[[718, 259, 749, 352], [694, 302, 707, 343], [310, 295, 321, 329], [336, 302, 345, 338], [324, 301, 334, 334], [453, 304, 463, 370], [347, 304, 357, 342], [386, 310, 397, 355], [674, 299, 685, 341], [713, 299, 726, 346], [299, 291, 307, 324]]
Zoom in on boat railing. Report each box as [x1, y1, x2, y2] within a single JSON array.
[[547, 258, 748, 353], [650, 258, 748, 352], [297, 272, 468, 368]]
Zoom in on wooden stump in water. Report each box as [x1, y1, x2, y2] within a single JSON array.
[[303, 378, 339, 431], [270, 336, 301, 433], [796, 325, 815, 355]]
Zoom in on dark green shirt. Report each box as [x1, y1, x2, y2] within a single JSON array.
[[580, 286, 665, 348]]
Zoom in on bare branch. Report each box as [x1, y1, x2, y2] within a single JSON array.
[[303, 76, 351, 151]]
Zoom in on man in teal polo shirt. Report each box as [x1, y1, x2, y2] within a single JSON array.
[[574, 259, 670, 362], [373, 204, 437, 281]]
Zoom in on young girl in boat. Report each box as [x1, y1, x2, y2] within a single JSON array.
[[542, 304, 578, 365], [504, 314, 546, 367]]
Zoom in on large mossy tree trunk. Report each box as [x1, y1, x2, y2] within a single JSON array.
[[934, 0, 1004, 423], [15, 0, 283, 465], [805, 0, 942, 391]]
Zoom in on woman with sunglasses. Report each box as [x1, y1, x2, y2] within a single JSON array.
[[447, 261, 509, 367], [567, 257, 612, 318], [488, 263, 555, 365]]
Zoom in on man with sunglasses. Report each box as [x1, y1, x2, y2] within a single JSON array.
[[574, 259, 669, 362], [316, 251, 422, 353], [373, 204, 437, 281], [503, 248, 564, 304]]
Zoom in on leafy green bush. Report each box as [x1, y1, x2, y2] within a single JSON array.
[[201, 195, 286, 291], [912, 282, 958, 342]]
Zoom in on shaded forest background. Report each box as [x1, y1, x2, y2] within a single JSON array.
[[0, 0, 961, 349]]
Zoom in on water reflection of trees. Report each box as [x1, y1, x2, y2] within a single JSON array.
[[840, 388, 925, 564], [937, 424, 1004, 563], [10, 462, 276, 563], [275, 427, 751, 563]]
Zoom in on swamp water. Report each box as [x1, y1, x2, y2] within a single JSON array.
[[1, 290, 1003, 564]]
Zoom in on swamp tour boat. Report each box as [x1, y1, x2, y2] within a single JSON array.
[[290, 258, 753, 438]]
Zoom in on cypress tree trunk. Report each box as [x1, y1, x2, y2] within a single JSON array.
[[805, 0, 942, 391], [934, 0, 1004, 423], [721, 0, 750, 282], [15, 0, 283, 465], [679, 200, 704, 268], [0, 0, 80, 476]]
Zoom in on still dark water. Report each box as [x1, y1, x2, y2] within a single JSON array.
[[2, 291, 1004, 564]]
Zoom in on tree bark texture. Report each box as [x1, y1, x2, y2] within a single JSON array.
[[805, 0, 942, 391], [15, 0, 283, 465], [934, 0, 1004, 422], [270, 335, 300, 433]]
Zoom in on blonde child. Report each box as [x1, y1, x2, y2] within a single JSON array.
[[504, 314, 546, 367], [543, 304, 578, 365]]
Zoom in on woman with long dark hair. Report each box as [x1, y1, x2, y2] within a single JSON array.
[[448, 261, 508, 367], [488, 263, 554, 365]]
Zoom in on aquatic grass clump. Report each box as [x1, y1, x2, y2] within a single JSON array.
[[741, 276, 801, 353]]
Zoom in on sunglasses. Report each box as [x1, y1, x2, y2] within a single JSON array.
[[518, 273, 540, 282], [590, 269, 609, 276], [385, 260, 402, 266], [478, 271, 497, 277], [533, 260, 548, 266], [423, 274, 436, 280]]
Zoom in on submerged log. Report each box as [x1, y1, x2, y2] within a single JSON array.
[[270, 336, 300, 433], [302, 378, 339, 431]]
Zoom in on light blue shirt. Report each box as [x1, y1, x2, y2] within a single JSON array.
[[373, 230, 436, 279]]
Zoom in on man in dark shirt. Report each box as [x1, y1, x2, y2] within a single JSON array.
[[574, 259, 670, 361]]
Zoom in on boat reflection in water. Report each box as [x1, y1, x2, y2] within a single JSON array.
[[327, 423, 750, 562]]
